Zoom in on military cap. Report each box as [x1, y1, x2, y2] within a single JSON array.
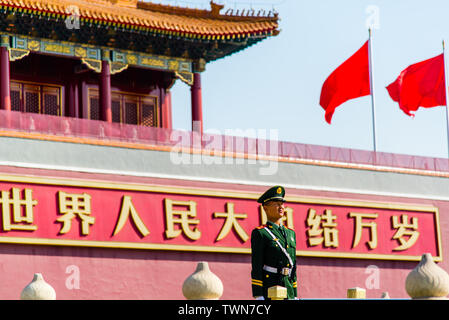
[[257, 186, 286, 204]]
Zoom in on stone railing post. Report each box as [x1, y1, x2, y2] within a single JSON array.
[[268, 285, 287, 300], [20, 273, 56, 300], [347, 287, 366, 299], [405, 253, 449, 300], [182, 261, 223, 300]]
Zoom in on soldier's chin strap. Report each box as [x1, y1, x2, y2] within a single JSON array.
[[263, 227, 294, 267]]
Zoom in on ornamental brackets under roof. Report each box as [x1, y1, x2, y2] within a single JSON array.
[[0, 0, 280, 64]]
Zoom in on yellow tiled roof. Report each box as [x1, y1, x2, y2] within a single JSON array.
[[0, 0, 279, 38]]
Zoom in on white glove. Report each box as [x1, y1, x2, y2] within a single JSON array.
[[255, 296, 265, 300]]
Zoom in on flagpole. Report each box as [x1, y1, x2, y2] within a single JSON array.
[[368, 28, 378, 158], [443, 40, 449, 158]]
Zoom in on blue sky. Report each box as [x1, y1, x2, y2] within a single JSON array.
[[155, 0, 449, 158]]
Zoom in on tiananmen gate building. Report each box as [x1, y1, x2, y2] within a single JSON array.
[[0, 0, 446, 300]]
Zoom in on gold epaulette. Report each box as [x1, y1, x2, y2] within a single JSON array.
[[251, 279, 263, 287]]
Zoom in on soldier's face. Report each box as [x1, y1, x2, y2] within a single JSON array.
[[263, 200, 285, 222]]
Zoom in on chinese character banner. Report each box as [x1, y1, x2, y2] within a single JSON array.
[[0, 176, 441, 261]]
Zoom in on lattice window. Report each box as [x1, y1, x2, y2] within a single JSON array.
[[88, 89, 158, 127], [141, 100, 155, 127], [43, 87, 60, 116], [89, 97, 100, 120], [10, 81, 62, 116], [24, 85, 40, 114], [124, 100, 138, 125], [111, 94, 121, 123], [10, 90, 21, 112], [44, 94, 58, 115], [10, 82, 21, 112]]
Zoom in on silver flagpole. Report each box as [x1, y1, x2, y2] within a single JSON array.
[[368, 28, 378, 158], [443, 40, 449, 158]]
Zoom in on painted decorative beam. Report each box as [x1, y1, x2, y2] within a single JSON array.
[[5, 33, 194, 78]]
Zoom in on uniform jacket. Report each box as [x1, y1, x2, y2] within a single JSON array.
[[251, 221, 297, 299]]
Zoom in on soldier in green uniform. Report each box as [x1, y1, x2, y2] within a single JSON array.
[[251, 186, 298, 300]]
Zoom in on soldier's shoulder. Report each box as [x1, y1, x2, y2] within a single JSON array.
[[251, 224, 268, 235], [285, 226, 296, 234]]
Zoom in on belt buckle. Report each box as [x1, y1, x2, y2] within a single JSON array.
[[281, 268, 290, 276]]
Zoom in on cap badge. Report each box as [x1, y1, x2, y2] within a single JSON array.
[[276, 187, 282, 194]]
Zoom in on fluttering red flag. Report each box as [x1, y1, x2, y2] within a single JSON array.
[[319, 41, 371, 124], [386, 53, 446, 117]]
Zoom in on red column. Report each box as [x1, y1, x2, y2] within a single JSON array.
[[191, 73, 202, 134], [99, 60, 112, 122], [0, 46, 11, 111], [162, 89, 173, 130]]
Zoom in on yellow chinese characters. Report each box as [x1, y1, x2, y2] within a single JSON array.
[[349, 212, 378, 249], [113, 195, 150, 237], [306, 209, 338, 248], [214, 202, 249, 242], [392, 215, 419, 251], [56, 191, 95, 236], [348, 212, 420, 251], [164, 199, 201, 240], [0, 188, 37, 231], [0, 184, 425, 258]]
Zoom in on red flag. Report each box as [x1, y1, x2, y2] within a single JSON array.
[[319, 41, 370, 124], [386, 53, 446, 117]]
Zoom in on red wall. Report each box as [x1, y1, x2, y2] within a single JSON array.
[[0, 241, 424, 299], [0, 165, 444, 300]]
